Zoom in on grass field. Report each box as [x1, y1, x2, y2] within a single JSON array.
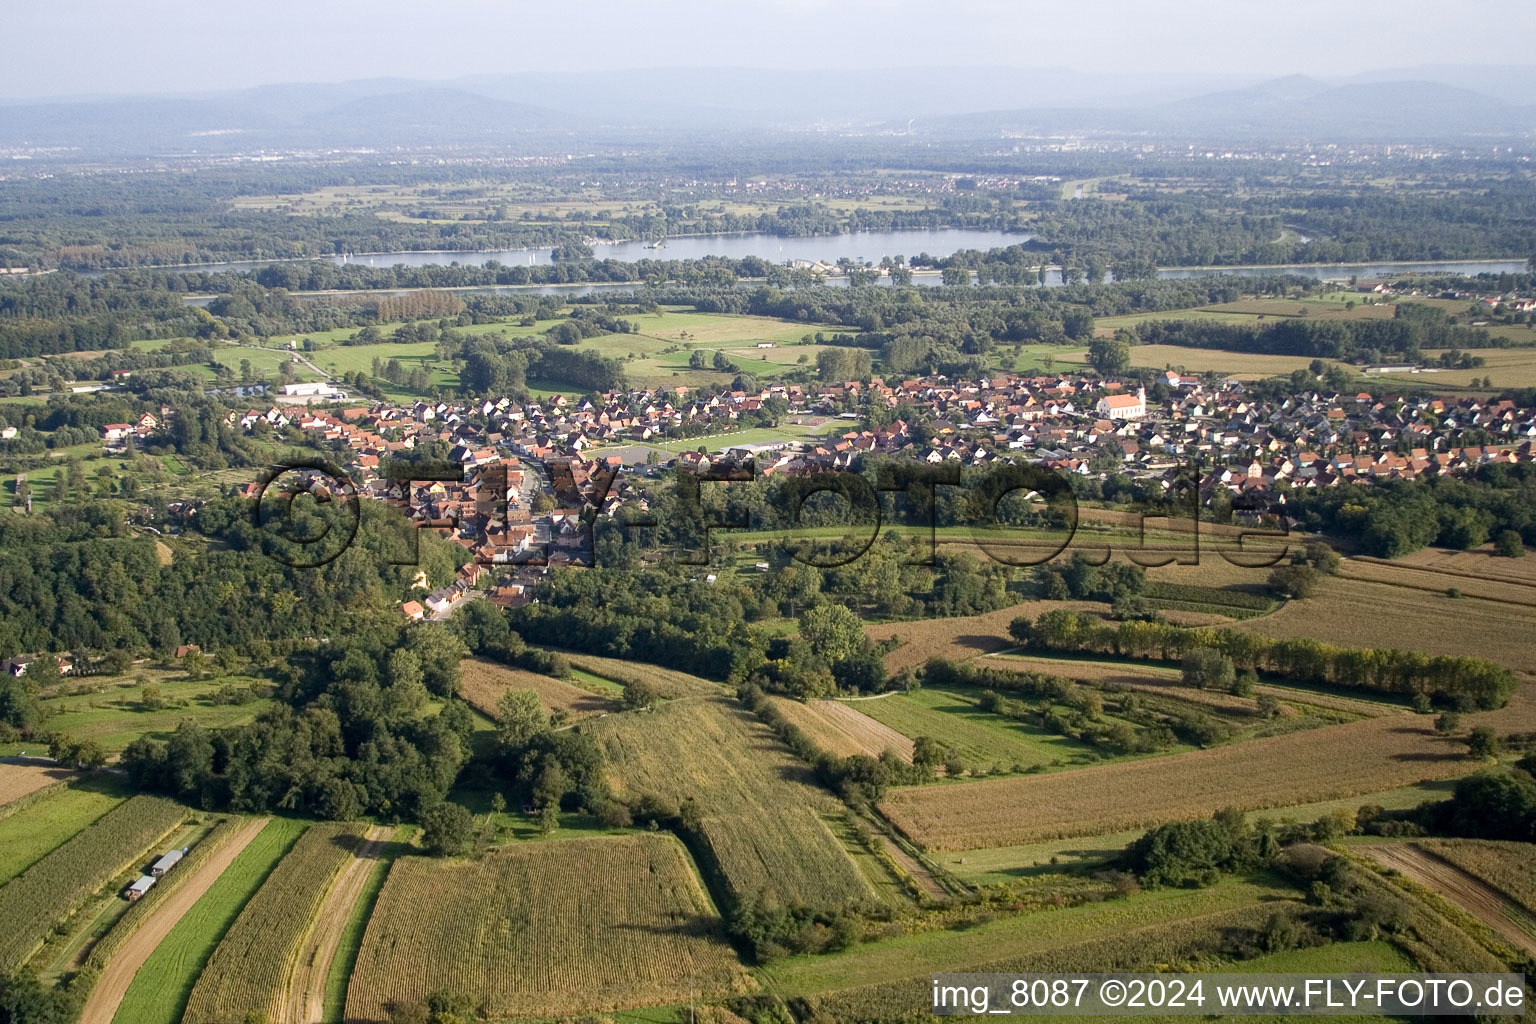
[[344, 834, 754, 1020], [879, 687, 1536, 852], [458, 657, 617, 722], [854, 686, 1108, 772], [0, 676, 275, 755], [182, 822, 365, 1024], [587, 696, 876, 907], [1239, 939, 1417, 973], [763, 878, 1287, 996], [0, 779, 129, 886], [112, 817, 307, 1024]]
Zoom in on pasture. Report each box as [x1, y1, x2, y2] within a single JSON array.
[[0, 675, 275, 755], [344, 834, 753, 1020], [181, 822, 365, 1024], [853, 686, 1107, 772], [586, 696, 877, 906]]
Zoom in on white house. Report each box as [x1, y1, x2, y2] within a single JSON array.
[[1096, 388, 1147, 421]]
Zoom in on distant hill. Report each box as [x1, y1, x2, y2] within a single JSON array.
[[1, 66, 1533, 156], [927, 76, 1536, 142]]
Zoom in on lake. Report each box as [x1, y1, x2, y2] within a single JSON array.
[[160, 228, 1037, 277]]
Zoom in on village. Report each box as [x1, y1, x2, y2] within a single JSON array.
[[120, 364, 1534, 619]]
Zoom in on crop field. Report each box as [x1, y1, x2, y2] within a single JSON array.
[[0, 763, 73, 811], [112, 817, 307, 1024], [764, 878, 1286, 997], [78, 817, 270, 1024], [557, 652, 726, 699], [0, 781, 129, 885], [344, 834, 753, 1020], [181, 822, 365, 1024], [879, 690, 1536, 852], [0, 794, 186, 973], [854, 686, 1107, 772], [586, 696, 876, 906], [458, 657, 617, 722], [1413, 839, 1536, 916], [934, 779, 1456, 884], [1377, 347, 1536, 388], [1234, 574, 1536, 673], [983, 653, 1403, 719], [772, 697, 915, 761]]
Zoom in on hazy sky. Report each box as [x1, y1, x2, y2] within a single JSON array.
[[10, 0, 1536, 99]]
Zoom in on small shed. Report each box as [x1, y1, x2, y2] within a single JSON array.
[[126, 876, 156, 901], [150, 849, 185, 877]]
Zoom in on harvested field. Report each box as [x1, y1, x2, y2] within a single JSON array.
[[1342, 558, 1536, 608], [1395, 545, 1536, 586], [771, 697, 915, 761], [868, 600, 1105, 672], [182, 823, 366, 1024], [77, 817, 269, 1024], [0, 762, 72, 812], [1357, 843, 1536, 958], [1234, 576, 1536, 674], [1413, 839, 1536, 918], [458, 657, 616, 722], [587, 696, 875, 906], [879, 691, 1536, 851], [344, 834, 753, 1021], [556, 652, 725, 699]]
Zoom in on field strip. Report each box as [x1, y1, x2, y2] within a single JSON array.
[[277, 825, 395, 1024], [985, 652, 1408, 718], [1356, 843, 1536, 957], [0, 762, 74, 813], [875, 834, 946, 900], [879, 689, 1536, 852], [77, 816, 270, 1024]]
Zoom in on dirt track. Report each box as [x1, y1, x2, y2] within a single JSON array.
[[1358, 842, 1536, 957], [78, 816, 270, 1024], [276, 825, 393, 1024]]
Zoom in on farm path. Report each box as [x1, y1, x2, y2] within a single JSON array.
[[78, 816, 270, 1024], [278, 824, 394, 1024], [1358, 842, 1536, 957], [877, 833, 949, 901]]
